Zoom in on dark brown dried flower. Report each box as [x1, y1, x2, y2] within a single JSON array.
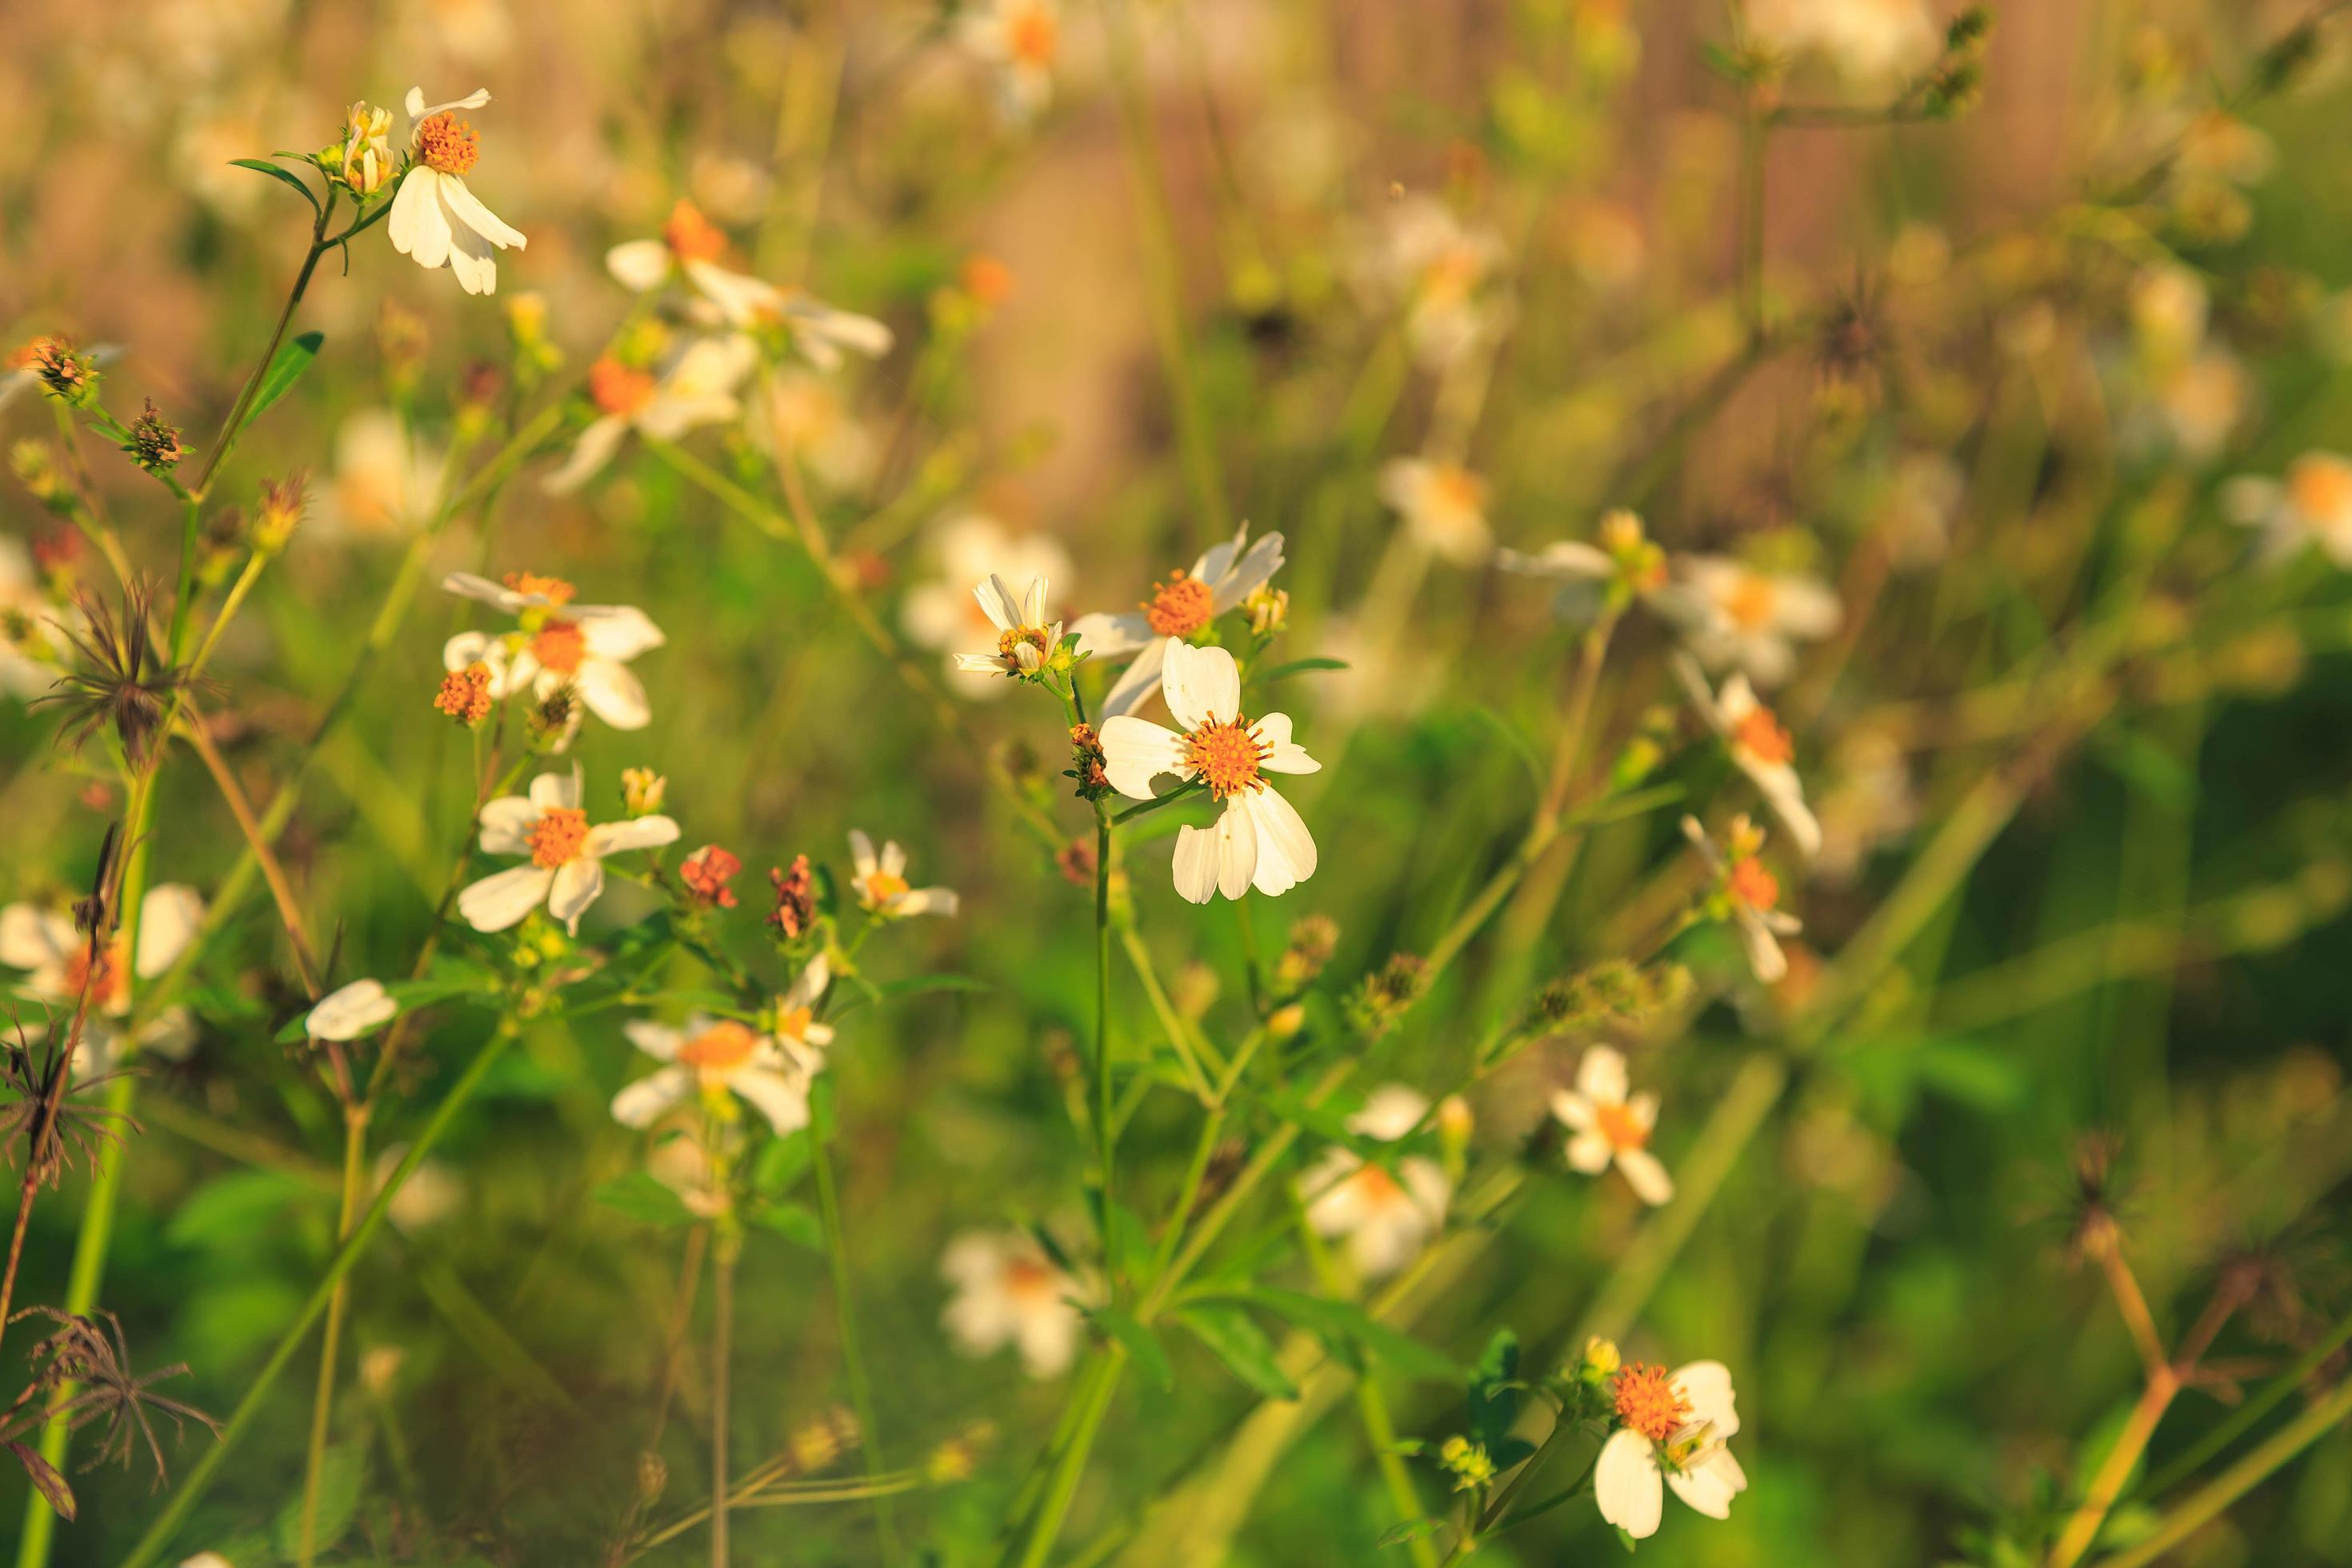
[[0, 1012, 142, 1190], [2, 1308, 220, 1488], [767, 855, 816, 942], [122, 399, 184, 473], [38, 580, 194, 774]]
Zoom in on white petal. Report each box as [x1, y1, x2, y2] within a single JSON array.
[[1097, 634, 1170, 721], [443, 206, 498, 295], [576, 658, 652, 730], [478, 795, 538, 855], [1213, 798, 1258, 900], [392, 170, 451, 270], [457, 866, 554, 931], [134, 884, 205, 977], [1213, 529, 1285, 608], [438, 175, 526, 250], [0, 905, 70, 970], [1098, 715, 1188, 800], [732, 1066, 811, 1133], [1254, 712, 1318, 774], [1550, 1090, 1597, 1133], [782, 951, 830, 1011], [547, 858, 605, 934], [1069, 610, 1152, 661], [1594, 1430, 1665, 1540], [849, 830, 878, 877], [612, 1064, 693, 1127], [1671, 1361, 1741, 1439], [1665, 1450, 1743, 1519], [542, 416, 630, 495], [622, 1018, 687, 1062], [893, 887, 958, 917], [1566, 1130, 1614, 1174], [1242, 786, 1315, 896], [1161, 640, 1241, 730], [1170, 822, 1222, 905], [1617, 1147, 1676, 1206], [974, 574, 1023, 632], [1576, 1046, 1629, 1105], [586, 815, 681, 856], [307, 978, 398, 1042], [607, 238, 672, 293], [442, 571, 520, 610]]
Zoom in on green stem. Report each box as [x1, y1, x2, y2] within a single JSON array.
[[1094, 815, 1117, 1290], [2093, 1378, 2352, 1568], [813, 1118, 898, 1562], [2142, 1307, 2352, 1497], [293, 1102, 370, 1568], [1005, 1347, 1129, 1568]]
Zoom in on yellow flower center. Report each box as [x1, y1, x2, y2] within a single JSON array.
[[662, 198, 729, 265], [996, 625, 1052, 670], [1430, 465, 1486, 518], [1144, 570, 1215, 638], [415, 112, 481, 176], [1186, 717, 1269, 800], [527, 806, 590, 868], [588, 357, 658, 418], [531, 618, 587, 674], [502, 571, 576, 606], [2287, 454, 2352, 525], [678, 1020, 760, 1072], [1612, 1362, 1692, 1444], [1420, 245, 1484, 306], [1729, 857, 1779, 913], [1008, 6, 1058, 66], [775, 1004, 815, 1042], [1731, 706, 1793, 766], [1346, 1162, 1405, 1206], [1724, 574, 1777, 631], [1003, 1256, 1061, 1301], [862, 870, 910, 906], [1595, 1101, 1648, 1152]]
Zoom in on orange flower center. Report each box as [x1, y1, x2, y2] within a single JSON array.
[[415, 112, 481, 175], [1595, 1101, 1649, 1151], [1724, 574, 1777, 630], [1144, 570, 1215, 638], [434, 662, 495, 723], [1612, 1362, 1692, 1444], [504, 570, 576, 606], [531, 618, 587, 674], [1431, 465, 1486, 518], [1729, 857, 1779, 912], [678, 1020, 760, 1072], [2287, 455, 2352, 524], [528, 806, 590, 868], [862, 870, 910, 906], [1421, 245, 1484, 305], [996, 625, 1051, 668], [1003, 1256, 1061, 1301], [1347, 1162, 1405, 1206], [1008, 6, 1058, 66], [662, 198, 729, 265], [62, 940, 126, 1012], [775, 1004, 815, 1042], [588, 357, 658, 418], [1186, 717, 1269, 799], [1731, 706, 1793, 766]]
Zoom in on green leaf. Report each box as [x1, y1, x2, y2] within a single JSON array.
[[1253, 656, 1350, 686], [164, 1170, 317, 1248], [1202, 1287, 1461, 1382], [751, 1128, 813, 1196], [271, 1440, 364, 1558], [1176, 1305, 1298, 1400], [1376, 1518, 1444, 1547], [228, 156, 322, 216], [592, 1170, 695, 1228], [1465, 705, 1546, 792], [1089, 1307, 1174, 1390], [827, 972, 988, 1019], [1469, 1327, 1522, 1452], [749, 1201, 823, 1249], [241, 329, 325, 432], [272, 971, 494, 1043]]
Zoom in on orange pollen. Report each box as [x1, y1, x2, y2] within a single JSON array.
[[996, 625, 1050, 669], [588, 357, 658, 418], [1003, 1256, 1059, 1300], [531, 618, 587, 674], [1347, 1162, 1406, 1205], [527, 806, 590, 868], [1422, 246, 1482, 304], [434, 662, 494, 723], [775, 1005, 814, 1042], [1612, 1363, 1692, 1444], [1431, 466, 1486, 516], [1594, 1102, 1648, 1152], [661, 198, 729, 265], [1186, 718, 1269, 799], [502, 570, 576, 606], [62, 941, 126, 1012], [6, 338, 51, 371], [862, 870, 910, 906], [1729, 857, 1779, 913], [415, 112, 480, 175], [1731, 706, 1794, 766], [1008, 6, 1058, 66], [678, 1020, 760, 1072], [1724, 574, 1778, 631], [2288, 455, 2352, 523], [1143, 570, 1215, 637]]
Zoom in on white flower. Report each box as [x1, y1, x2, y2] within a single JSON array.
[[1, 538, 70, 700], [1748, 0, 1939, 86], [310, 409, 444, 538], [612, 1013, 813, 1134], [769, 953, 837, 1064], [306, 978, 398, 1042], [1549, 1047, 1674, 1206], [1654, 555, 1842, 688], [1379, 458, 1492, 566], [542, 335, 758, 494], [1498, 509, 1666, 606], [1674, 655, 1820, 859], [1300, 1085, 1451, 1278], [2222, 452, 2352, 568], [960, 0, 1062, 122], [0, 885, 205, 1068], [1362, 195, 1506, 367], [387, 88, 526, 296], [371, 1144, 462, 1232], [1098, 642, 1321, 903], [940, 1229, 1088, 1378], [1682, 814, 1802, 984], [606, 199, 892, 368], [746, 366, 878, 494], [442, 570, 665, 733], [458, 767, 679, 934], [1594, 1359, 1747, 1539], [953, 574, 1064, 682], [847, 831, 959, 919], [1069, 523, 1286, 719], [2150, 350, 2247, 463], [901, 517, 1072, 700]]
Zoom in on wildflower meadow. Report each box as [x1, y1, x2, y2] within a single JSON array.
[[6, 2, 2352, 1564]]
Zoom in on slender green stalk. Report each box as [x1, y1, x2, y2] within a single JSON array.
[[1094, 816, 1117, 1288], [1005, 1346, 1129, 1568], [710, 1235, 737, 1568], [2142, 1307, 2352, 1497], [293, 1102, 372, 1567], [812, 1122, 898, 1562], [2094, 1377, 2352, 1568]]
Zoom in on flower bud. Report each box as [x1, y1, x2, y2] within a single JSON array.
[[621, 767, 668, 816], [124, 399, 184, 474], [337, 102, 395, 196]]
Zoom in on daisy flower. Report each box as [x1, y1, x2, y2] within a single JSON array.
[[940, 1229, 1088, 1378], [1498, 509, 1666, 607], [1549, 1046, 1674, 1206], [901, 517, 1073, 700], [2, 538, 71, 700], [961, 0, 1062, 122], [458, 766, 680, 935], [847, 830, 960, 920], [1594, 1359, 1747, 1539], [542, 334, 758, 494], [767, 953, 837, 1065], [1380, 457, 1492, 566], [606, 199, 892, 369], [954, 574, 1065, 685], [1654, 555, 1842, 689], [310, 409, 443, 538], [2223, 452, 2352, 568], [1299, 1085, 1452, 1278], [1, 884, 205, 1066], [387, 88, 526, 296], [1682, 814, 1802, 984], [1069, 522, 1286, 719], [612, 1013, 813, 1134], [1673, 654, 1821, 859], [1098, 642, 1320, 903], [306, 978, 398, 1042], [1747, 0, 1938, 86], [746, 366, 879, 494], [442, 570, 665, 732], [1362, 195, 1506, 368]]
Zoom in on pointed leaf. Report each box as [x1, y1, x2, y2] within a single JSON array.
[[1177, 1306, 1298, 1400], [1089, 1307, 1174, 1390], [1202, 1287, 1462, 1382], [593, 1171, 695, 1229], [229, 157, 322, 216], [241, 330, 326, 431]]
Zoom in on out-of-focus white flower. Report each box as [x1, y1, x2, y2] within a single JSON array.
[[1, 885, 205, 1069], [902, 517, 1072, 700], [1380, 457, 1492, 566], [1814, 727, 1917, 886], [542, 335, 758, 494], [442, 570, 666, 732], [606, 200, 892, 368], [953, 574, 1064, 682], [458, 766, 679, 934], [1748, 0, 1940, 86], [1594, 1359, 1747, 1539], [1682, 814, 1802, 983], [388, 88, 526, 295], [1674, 655, 1819, 859], [613, 1014, 813, 1133], [1300, 1085, 1451, 1278], [1499, 508, 1667, 605], [1070, 523, 1286, 718], [768, 954, 837, 1066], [1550, 1046, 1674, 1206], [2131, 263, 2210, 366], [2151, 350, 2249, 462], [1099, 643, 1320, 903], [847, 831, 958, 919], [746, 366, 878, 494], [1363, 195, 1506, 367], [306, 978, 398, 1042], [1878, 453, 1964, 569], [2224, 452, 2352, 567], [310, 410, 443, 538], [960, 0, 1062, 122], [1, 538, 70, 700], [941, 1230, 1088, 1377], [372, 1143, 462, 1232], [1655, 556, 1842, 688]]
